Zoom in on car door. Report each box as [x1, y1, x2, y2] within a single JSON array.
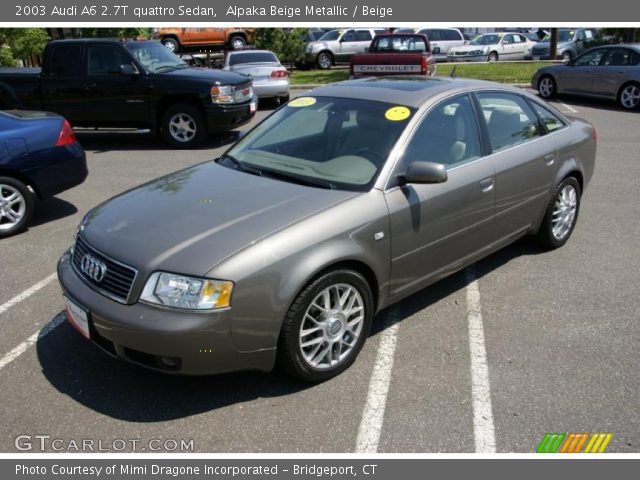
[[336, 30, 359, 62], [40, 43, 86, 124], [592, 48, 634, 98], [511, 34, 529, 59], [475, 92, 557, 242], [384, 94, 495, 299], [500, 34, 519, 59], [354, 30, 374, 55], [78, 43, 151, 127], [560, 48, 608, 94]]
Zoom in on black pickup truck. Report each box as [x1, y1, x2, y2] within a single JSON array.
[[0, 39, 257, 148]]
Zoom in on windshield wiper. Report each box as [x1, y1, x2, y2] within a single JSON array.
[[257, 168, 337, 190], [222, 154, 264, 176], [153, 65, 184, 73]]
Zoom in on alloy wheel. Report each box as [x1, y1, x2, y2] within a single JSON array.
[[168, 113, 197, 143], [298, 283, 365, 369], [539, 77, 555, 98], [551, 184, 578, 241], [0, 184, 26, 232], [620, 84, 640, 109]]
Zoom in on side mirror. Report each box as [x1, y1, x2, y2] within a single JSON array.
[[398, 161, 448, 185], [118, 64, 138, 76]]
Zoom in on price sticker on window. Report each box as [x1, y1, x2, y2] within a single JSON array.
[[288, 97, 317, 107], [385, 106, 411, 121]]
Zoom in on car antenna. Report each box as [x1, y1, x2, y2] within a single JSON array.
[[450, 65, 457, 78]]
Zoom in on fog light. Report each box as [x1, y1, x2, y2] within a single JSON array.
[[159, 356, 180, 369]]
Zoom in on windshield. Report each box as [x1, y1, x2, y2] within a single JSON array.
[[542, 30, 573, 42], [470, 34, 502, 45], [221, 96, 415, 191], [319, 30, 341, 41], [229, 51, 278, 66], [125, 42, 188, 73]]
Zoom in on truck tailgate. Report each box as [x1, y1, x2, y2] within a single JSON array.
[[351, 54, 425, 76]]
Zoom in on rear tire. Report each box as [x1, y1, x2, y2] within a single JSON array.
[[0, 177, 34, 238], [534, 177, 581, 249], [161, 37, 179, 53], [161, 103, 207, 149], [277, 269, 374, 382]]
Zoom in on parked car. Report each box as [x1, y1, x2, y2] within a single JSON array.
[[0, 110, 87, 238], [223, 50, 290, 104], [153, 28, 255, 53], [532, 44, 640, 110], [390, 28, 466, 61], [58, 77, 595, 381], [525, 28, 599, 62], [350, 33, 436, 77], [303, 28, 332, 43], [447, 32, 536, 62], [0, 39, 257, 149], [303, 28, 387, 69]]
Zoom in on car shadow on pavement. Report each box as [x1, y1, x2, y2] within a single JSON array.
[[29, 197, 78, 228], [75, 130, 242, 154], [370, 236, 547, 336], [36, 237, 545, 422], [551, 95, 637, 114], [36, 318, 310, 423]]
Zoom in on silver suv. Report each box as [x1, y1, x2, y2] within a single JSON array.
[[304, 28, 387, 69]]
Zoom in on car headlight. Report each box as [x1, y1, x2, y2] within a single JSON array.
[[211, 85, 235, 103], [305, 44, 313, 53], [140, 272, 233, 310]]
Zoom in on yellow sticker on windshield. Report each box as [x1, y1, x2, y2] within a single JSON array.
[[385, 106, 411, 121], [288, 97, 317, 107]]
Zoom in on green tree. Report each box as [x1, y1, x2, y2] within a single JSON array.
[[76, 28, 152, 39], [254, 28, 308, 67], [0, 29, 49, 66]]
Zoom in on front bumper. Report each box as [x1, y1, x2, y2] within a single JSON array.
[[57, 251, 275, 375], [203, 94, 258, 133]]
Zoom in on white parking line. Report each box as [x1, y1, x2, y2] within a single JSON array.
[[0, 313, 65, 371], [0, 273, 57, 316], [355, 310, 400, 453], [556, 100, 578, 113], [465, 269, 497, 453]]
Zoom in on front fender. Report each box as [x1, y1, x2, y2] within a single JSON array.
[[209, 190, 391, 352]]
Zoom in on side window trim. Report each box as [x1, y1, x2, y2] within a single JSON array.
[[470, 91, 493, 156], [525, 98, 568, 135]]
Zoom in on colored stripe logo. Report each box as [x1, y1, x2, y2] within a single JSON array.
[[537, 433, 613, 453]]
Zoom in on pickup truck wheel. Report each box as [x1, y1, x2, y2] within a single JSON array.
[[229, 36, 246, 50], [161, 104, 207, 149], [316, 52, 333, 70], [0, 177, 34, 238], [161, 37, 179, 53]]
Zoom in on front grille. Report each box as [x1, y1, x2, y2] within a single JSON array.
[[72, 236, 137, 303]]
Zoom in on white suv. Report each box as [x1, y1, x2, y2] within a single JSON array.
[[415, 28, 466, 61], [303, 28, 387, 69]]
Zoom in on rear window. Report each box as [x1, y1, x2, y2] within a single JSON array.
[[372, 36, 428, 53], [443, 29, 463, 41], [229, 52, 278, 66], [49, 45, 82, 77]]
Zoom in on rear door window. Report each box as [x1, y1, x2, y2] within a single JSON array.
[[529, 102, 567, 133], [477, 92, 542, 152], [356, 30, 373, 42]]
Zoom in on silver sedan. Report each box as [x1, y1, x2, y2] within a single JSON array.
[[223, 49, 290, 104], [532, 44, 640, 110]]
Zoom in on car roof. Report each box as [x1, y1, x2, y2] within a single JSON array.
[[49, 39, 154, 45], [310, 77, 526, 108], [228, 49, 275, 55]]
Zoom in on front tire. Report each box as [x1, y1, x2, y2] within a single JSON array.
[[488, 51, 499, 62], [316, 52, 333, 70], [277, 269, 374, 382], [0, 177, 34, 238], [161, 103, 207, 149], [535, 177, 581, 249], [618, 82, 640, 110], [561, 51, 572, 62], [538, 75, 557, 99]]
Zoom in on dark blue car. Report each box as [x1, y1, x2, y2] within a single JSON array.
[[0, 110, 87, 238]]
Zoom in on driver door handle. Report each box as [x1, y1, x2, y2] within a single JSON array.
[[480, 178, 494, 193], [84, 82, 97, 90], [544, 153, 556, 166]]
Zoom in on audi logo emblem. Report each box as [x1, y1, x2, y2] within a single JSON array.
[[80, 254, 107, 283]]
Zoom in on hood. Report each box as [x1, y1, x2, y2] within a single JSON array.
[[155, 67, 250, 86], [81, 162, 358, 276]]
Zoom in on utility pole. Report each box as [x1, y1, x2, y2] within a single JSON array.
[[550, 28, 558, 61]]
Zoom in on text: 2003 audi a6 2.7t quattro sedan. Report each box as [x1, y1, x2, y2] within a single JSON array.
[[58, 77, 596, 382]]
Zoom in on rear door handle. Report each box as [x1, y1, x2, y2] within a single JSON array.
[[84, 82, 96, 90], [544, 153, 555, 166], [480, 178, 494, 193]]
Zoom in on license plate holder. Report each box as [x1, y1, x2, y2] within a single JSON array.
[[64, 296, 91, 339]]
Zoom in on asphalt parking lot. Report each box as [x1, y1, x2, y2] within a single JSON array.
[[0, 90, 638, 453]]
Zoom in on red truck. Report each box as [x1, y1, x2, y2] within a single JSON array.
[[350, 33, 436, 78]]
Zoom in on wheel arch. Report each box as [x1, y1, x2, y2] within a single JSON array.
[[155, 95, 205, 131], [617, 80, 640, 105], [0, 168, 40, 198]]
